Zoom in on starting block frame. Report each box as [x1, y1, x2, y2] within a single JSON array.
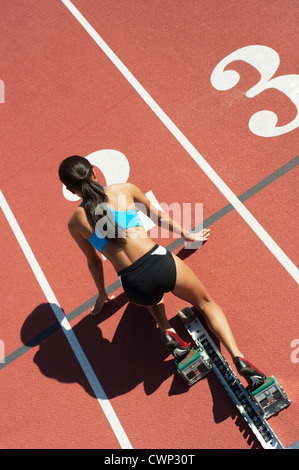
[[177, 307, 295, 450]]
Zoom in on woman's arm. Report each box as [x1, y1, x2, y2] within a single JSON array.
[[129, 183, 210, 243], [68, 216, 113, 314]]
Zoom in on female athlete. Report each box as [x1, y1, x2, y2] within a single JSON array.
[[58, 155, 266, 389]]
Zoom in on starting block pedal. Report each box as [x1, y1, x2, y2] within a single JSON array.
[[250, 376, 290, 419], [175, 347, 212, 386]]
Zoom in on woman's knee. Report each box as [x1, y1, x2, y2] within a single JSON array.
[[197, 297, 214, 311]]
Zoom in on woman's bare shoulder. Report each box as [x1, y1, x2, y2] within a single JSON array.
[[68, 205, 88, 232], [105, 182, 134, 194]]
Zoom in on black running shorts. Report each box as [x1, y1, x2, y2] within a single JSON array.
[[118, 244, 177, 306]]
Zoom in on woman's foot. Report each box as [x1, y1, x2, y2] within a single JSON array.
[[234, 356, 266, 391], [162, 329, 190, 358]]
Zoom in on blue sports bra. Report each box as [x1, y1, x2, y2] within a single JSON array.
[[80, 200, 143, 253]]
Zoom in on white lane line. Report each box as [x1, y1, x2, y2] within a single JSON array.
[[61, 0, 299, 285], [0, 190, 133, 450]]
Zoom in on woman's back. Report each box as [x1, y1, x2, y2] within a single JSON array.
[[72, 182, 157, 272]]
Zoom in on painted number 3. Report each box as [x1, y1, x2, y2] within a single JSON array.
[[211, 45, 299, 137]]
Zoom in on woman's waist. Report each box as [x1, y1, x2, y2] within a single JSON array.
[[104, 238, 158, 273], [117, 243, 164, 276]]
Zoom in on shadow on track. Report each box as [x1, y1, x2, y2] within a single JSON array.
[[20, 294, 190, 399], [20, 294, 261, 448]]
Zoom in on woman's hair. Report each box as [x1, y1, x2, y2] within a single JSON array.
[[58, 155, 125, 246]]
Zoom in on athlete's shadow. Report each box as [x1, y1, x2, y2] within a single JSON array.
[[20, 297, 260, 448], [20, 296, 189, 400]]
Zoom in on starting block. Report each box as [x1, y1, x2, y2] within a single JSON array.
[[250, 376, 290, 419], [176, 306, 296, 449], [175, 347, 212, 386]]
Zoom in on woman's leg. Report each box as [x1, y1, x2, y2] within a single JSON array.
[[146, 297, 190, 356], [146, 297, 171, 332], [171, 253, 243, 360], [142, 252, 265, 387]]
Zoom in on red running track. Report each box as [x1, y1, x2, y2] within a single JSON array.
[[0, 0, 298, 449]]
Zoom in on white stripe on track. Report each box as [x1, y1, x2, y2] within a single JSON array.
[[0, 190, 133, 450], [61, 0, 299, 285]]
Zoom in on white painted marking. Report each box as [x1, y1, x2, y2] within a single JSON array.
[[211, 45, 299, 137], [63, 149, 130, 202], [61, 0, 299, 284], [0, 190, 133, 449]]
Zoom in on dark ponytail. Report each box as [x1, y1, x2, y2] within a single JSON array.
[[58, 155, 125, 246]]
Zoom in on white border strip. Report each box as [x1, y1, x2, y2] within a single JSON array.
[[61, 0, 299, 284], [0, 190, 133, 450]]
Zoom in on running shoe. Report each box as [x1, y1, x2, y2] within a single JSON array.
[[162, 329, 190, 358], [234, 356, 266, 391]]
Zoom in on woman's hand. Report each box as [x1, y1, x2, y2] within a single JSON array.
[[90, 293, 115, 315], [183, 228, 210, 243]]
